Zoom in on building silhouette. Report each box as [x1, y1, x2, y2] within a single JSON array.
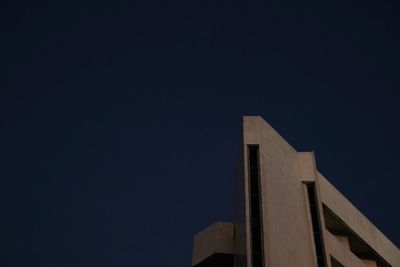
[[192, 116, 400, 267]]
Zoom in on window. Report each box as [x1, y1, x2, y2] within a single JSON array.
[[248, 145, 264, 267], [306, 183, 326, 267]]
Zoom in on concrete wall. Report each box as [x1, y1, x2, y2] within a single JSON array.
[[234, 138, 247, 267], [243, 116, 317, 267], [242, 116, 400, 267], [318, 173, 400, 267], [192, 222, 234, 266], [193, 116, 399, 267]]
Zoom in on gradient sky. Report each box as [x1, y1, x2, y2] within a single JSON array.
[[1, 0, 400, 266]]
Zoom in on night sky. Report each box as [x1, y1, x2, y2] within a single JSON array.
[[1, 0, 400, 266]]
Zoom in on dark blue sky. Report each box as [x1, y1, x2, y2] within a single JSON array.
[[1, 0, 400, 266]]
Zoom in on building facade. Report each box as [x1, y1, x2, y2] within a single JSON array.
[[192, 116, 400, 267]]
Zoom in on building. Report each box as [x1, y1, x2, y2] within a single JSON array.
[[192, 116, 400, 267]]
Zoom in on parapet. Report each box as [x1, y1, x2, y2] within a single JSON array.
[[192, 222, 234, 267]]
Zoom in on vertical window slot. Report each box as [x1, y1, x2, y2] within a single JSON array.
[[306, 183, 326, 267], [248, 145, 264, 267]]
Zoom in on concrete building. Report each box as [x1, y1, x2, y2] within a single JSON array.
[[192, 116, 400, 267]]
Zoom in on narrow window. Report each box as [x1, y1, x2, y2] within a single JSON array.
[[248, 145, 264, 267], [306, 183, 326, 267]]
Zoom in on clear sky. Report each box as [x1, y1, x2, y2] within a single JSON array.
[[1, 0, 399, 266]]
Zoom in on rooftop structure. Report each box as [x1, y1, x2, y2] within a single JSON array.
[[192, 116, 400, 267]]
